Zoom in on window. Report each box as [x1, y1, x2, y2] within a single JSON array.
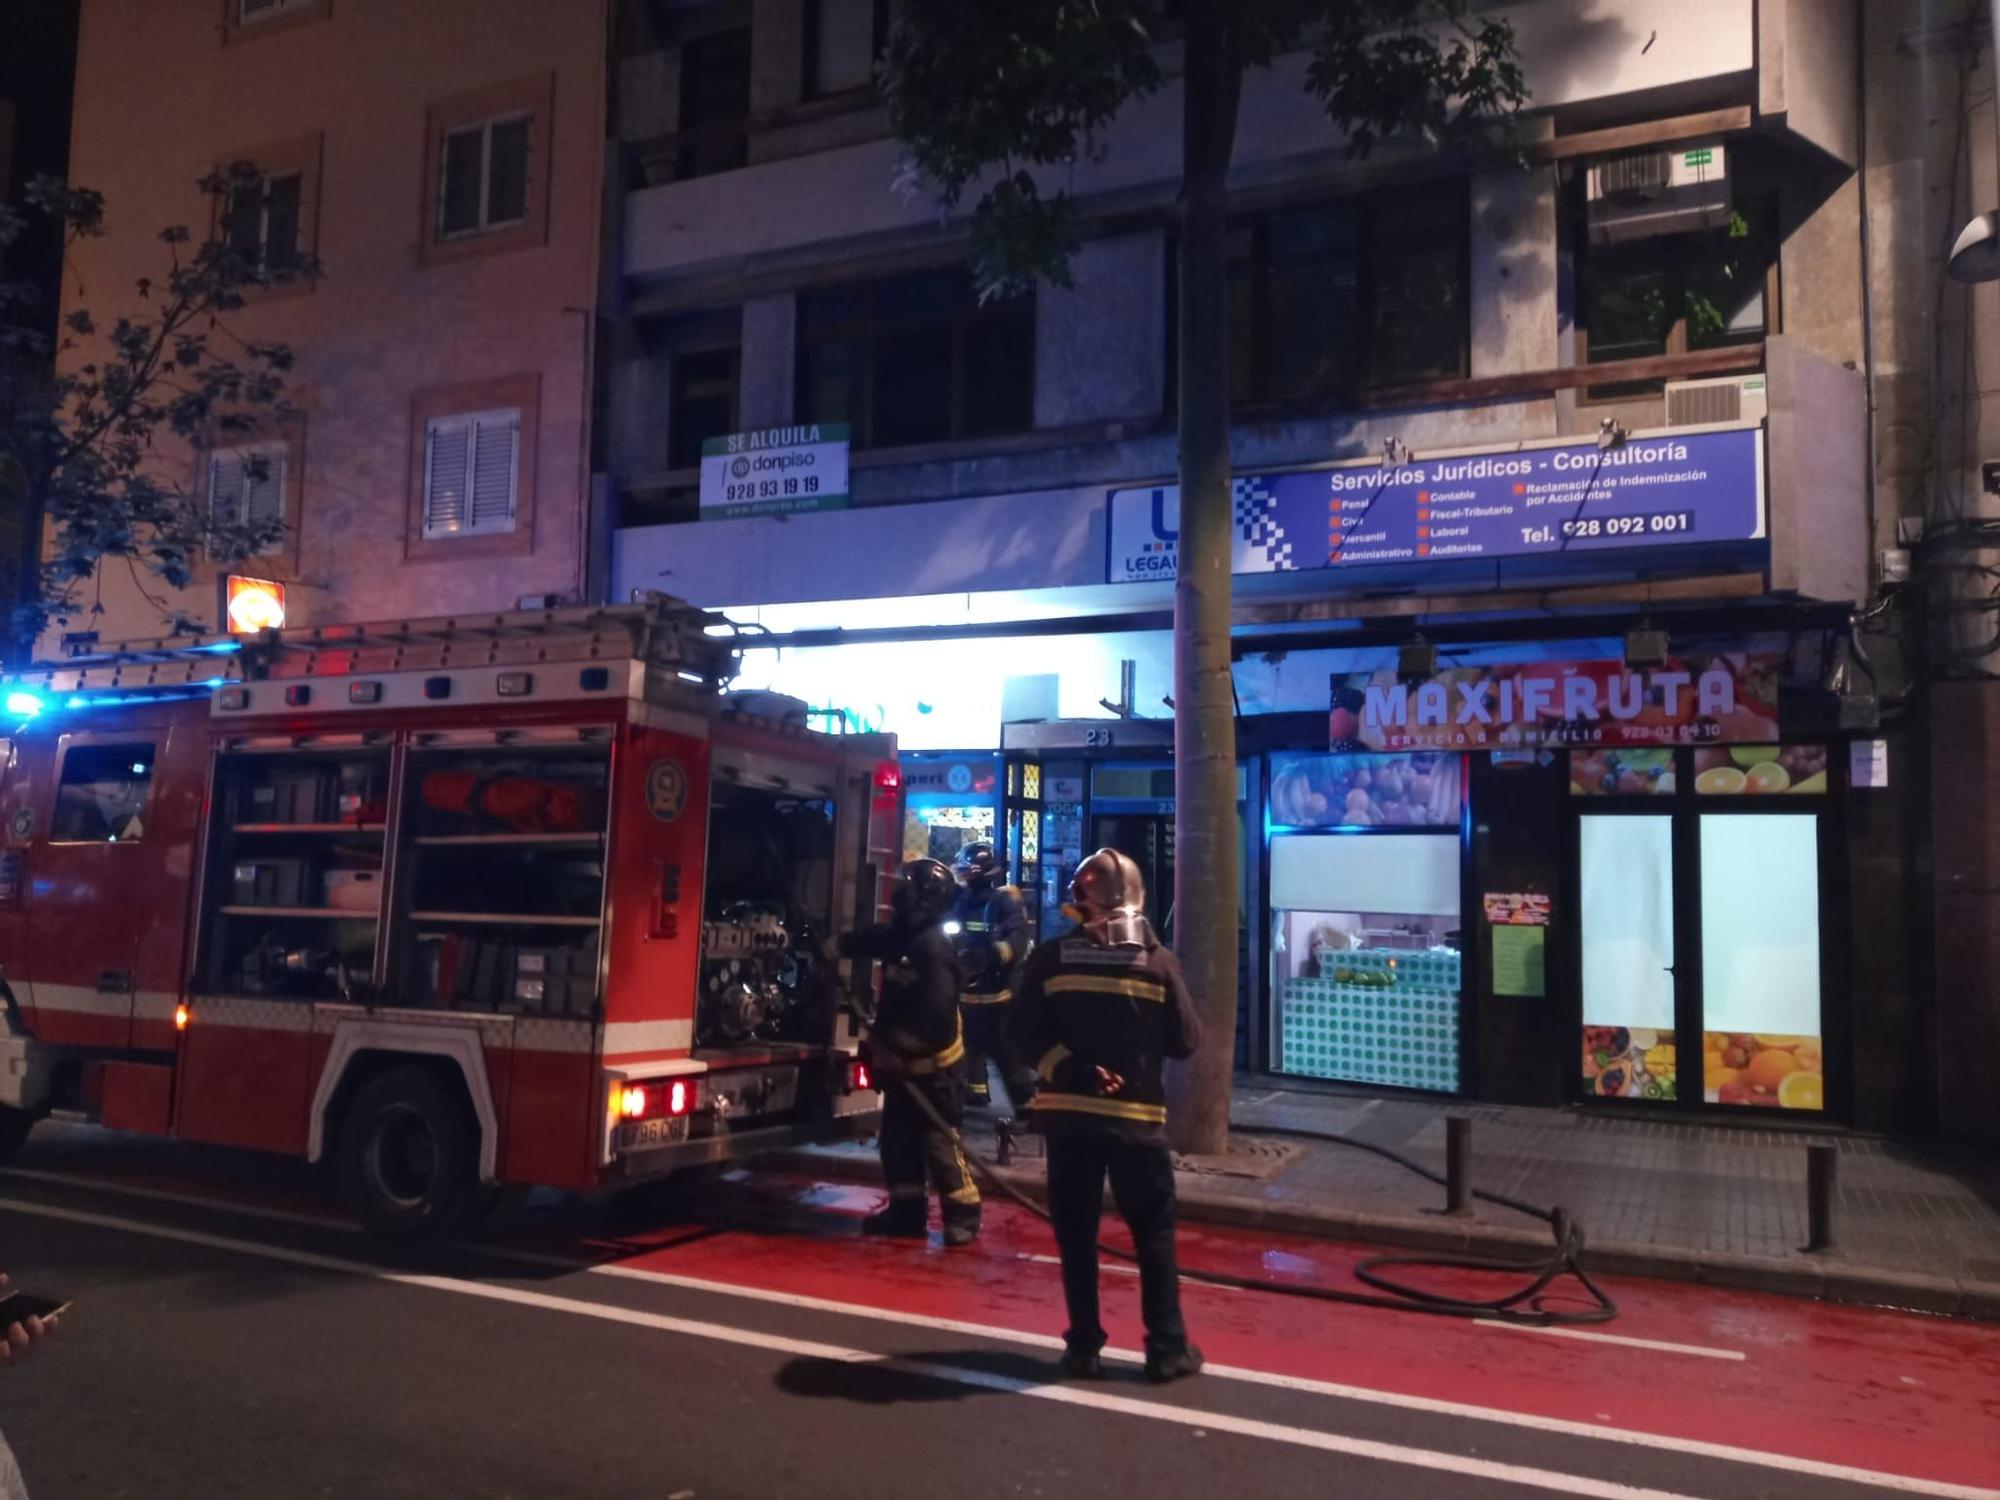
[[805, 0, 888, 98], [796, 270, 1034, 449], [1582, 196, 1777, 391], [422, 76, 552, 265], [422, 409, 519, 540], [238, 0, 317, 23], [1170, 183, 1468, 410], [676, 28, 751, 180], [52, 744, 156, 844], [439, 115, 531, 239], [669, 348, 741, 471], [222, 171, 303, 274], [208, 442, 287, 553]]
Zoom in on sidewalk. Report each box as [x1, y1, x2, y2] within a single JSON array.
[[774, 1085, 2000, 1321]]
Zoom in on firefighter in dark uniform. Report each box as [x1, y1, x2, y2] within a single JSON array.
[[840, 858, 982, 1246], [1007, 848, 1205, 1382], [949, 842, 1032, 1108]]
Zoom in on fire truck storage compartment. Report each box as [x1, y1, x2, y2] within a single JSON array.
[[394, 736, 609, 1016], [199, 741, 391, 1001], [699, 782, 839, 1048]]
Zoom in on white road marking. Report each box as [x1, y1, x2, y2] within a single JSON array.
[[4, 1172, 1994, 1499], [0, 1195, 1704, 1500], [1471, 1317, 1746, 1362]]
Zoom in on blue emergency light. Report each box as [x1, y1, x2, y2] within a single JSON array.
[[4, 691, 43, 719]]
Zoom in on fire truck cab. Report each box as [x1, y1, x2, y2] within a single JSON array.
[[0, 597, 892, 1235]]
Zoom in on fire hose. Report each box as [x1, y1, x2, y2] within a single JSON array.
[[881, 1070, 1618, 1328]]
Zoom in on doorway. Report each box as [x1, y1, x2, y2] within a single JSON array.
[[1573, 755, 1835, 1117]]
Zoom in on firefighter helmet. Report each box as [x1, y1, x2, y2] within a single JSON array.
[[893, 857, 958, 927], [952, 841, 999, 890], [1069, 847, 1154, 947]]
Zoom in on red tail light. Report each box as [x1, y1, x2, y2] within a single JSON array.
[[873, 760, 901, 792], [850, 1059, 873, 1093], [621, 1078, 700, 1121]]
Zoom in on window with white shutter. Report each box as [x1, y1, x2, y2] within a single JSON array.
[[238, 0, 316, 24], [422, 409, 520, 540], [208, 442, 287, 555]]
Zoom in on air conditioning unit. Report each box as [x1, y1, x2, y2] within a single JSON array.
[[1586, 141, 1730, 243], [1663, 374, 1767, 428]]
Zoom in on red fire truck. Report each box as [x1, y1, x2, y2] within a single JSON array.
[[0, 598, 894, 1235]]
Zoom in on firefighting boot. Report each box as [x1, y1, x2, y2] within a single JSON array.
[[861, 1199, 927, 1239], [941, 1208, 980, 1247]]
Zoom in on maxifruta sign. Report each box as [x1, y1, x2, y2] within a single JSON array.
[[1106, 426, 1763, 583], [700, 424, 850, 517], [1330, 652, 1785, 750]]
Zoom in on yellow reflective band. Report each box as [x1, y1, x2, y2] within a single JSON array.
[[908, 1035, 966, 1074], [958, 989, 1012, 1006], [1046, 974, 1165, 1003], [1036, 1044, 1072, 1082], [1033, 1093, 1168, 1124]]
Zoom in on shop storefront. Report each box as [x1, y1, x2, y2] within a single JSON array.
[[1253, 647, 1844, 1120], [900, 751, 1003, 865]]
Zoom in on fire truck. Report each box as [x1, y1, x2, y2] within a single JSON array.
[[0, 597, 895, 1235]]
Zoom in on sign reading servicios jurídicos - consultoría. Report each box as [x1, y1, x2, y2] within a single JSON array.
[[700, 424, 851, 517]]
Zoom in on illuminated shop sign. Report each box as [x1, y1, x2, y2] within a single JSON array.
[[1330, 652, 1785, 750], [1106, 427, 1763, 583]]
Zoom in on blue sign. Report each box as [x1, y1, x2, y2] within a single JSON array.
[[1106, 427, 1764, 584]]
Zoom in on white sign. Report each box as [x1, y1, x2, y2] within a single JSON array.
[[1850, 738, 1888, 789], [700, 424, 850, 517]]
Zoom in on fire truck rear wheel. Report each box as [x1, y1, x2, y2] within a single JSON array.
[[338, 1066, 487, 1239], [0, 1106, 34, 1163]]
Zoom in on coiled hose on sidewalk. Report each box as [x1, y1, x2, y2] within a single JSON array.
[[891, 1077, 1618, 1328]]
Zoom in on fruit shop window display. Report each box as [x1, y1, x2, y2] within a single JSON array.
[[1693, 744, 1828, 796], [1268, 751, 1462, 829], [1583, 1025, 1678, 1101]]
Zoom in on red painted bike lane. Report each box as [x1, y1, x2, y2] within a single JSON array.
[[574, 1173, 2000, 1495]]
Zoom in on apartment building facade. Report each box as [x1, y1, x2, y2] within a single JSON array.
[[57, 0, 609, 641], [600, 0, 1997, 1142]]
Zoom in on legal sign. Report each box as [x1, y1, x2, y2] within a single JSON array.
[[700, 424, 850, 518], [1330, 653, 1785, 750], [1106, 427, 1764, 583]]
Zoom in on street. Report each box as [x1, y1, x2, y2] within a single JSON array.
[[1, 1125, 1995, 1499]]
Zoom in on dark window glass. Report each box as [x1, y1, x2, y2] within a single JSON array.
[[439, 126, 484, 236], [668, 347, 740, 470], [262, 173, 302, 271], [486, 118, 531, 226], [1170, 182, 1467, 411], [1369, 190, 1464, 382], [224, 181, 264, 263], [1583, 197, 1777, 384], [53, 743, 156, 844], [678, 29, 751, 180], [795, 271, 1034, 449]]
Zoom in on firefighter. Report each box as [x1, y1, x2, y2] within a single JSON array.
[[839, 858, 982, 1246], [1007, 847, 1204, 1383], [949, 841, 1032, 1108]]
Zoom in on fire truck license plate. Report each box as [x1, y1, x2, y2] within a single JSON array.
[[620, 1116, 692, 1151]]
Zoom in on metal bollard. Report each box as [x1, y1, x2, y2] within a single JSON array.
[[1805, 1143, 1837, 1252], [1444, 1115, 1472, 1216], [994, 1114, 1016, 1167]]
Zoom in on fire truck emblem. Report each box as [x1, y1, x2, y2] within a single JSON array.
[[645, 758, 687, 822]]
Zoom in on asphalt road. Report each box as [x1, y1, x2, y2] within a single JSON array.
[[1, 1125, 1996, 1500]]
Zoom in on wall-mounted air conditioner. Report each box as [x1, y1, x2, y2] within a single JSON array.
[[1663, 374, 1767, 428], [1586, 141, 1731, 243]]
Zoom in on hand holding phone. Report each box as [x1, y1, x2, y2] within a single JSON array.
[[0, 1274, 64, 1366]]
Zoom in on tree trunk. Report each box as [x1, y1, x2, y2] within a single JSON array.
[[1167, 0, 1242, 1157]]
